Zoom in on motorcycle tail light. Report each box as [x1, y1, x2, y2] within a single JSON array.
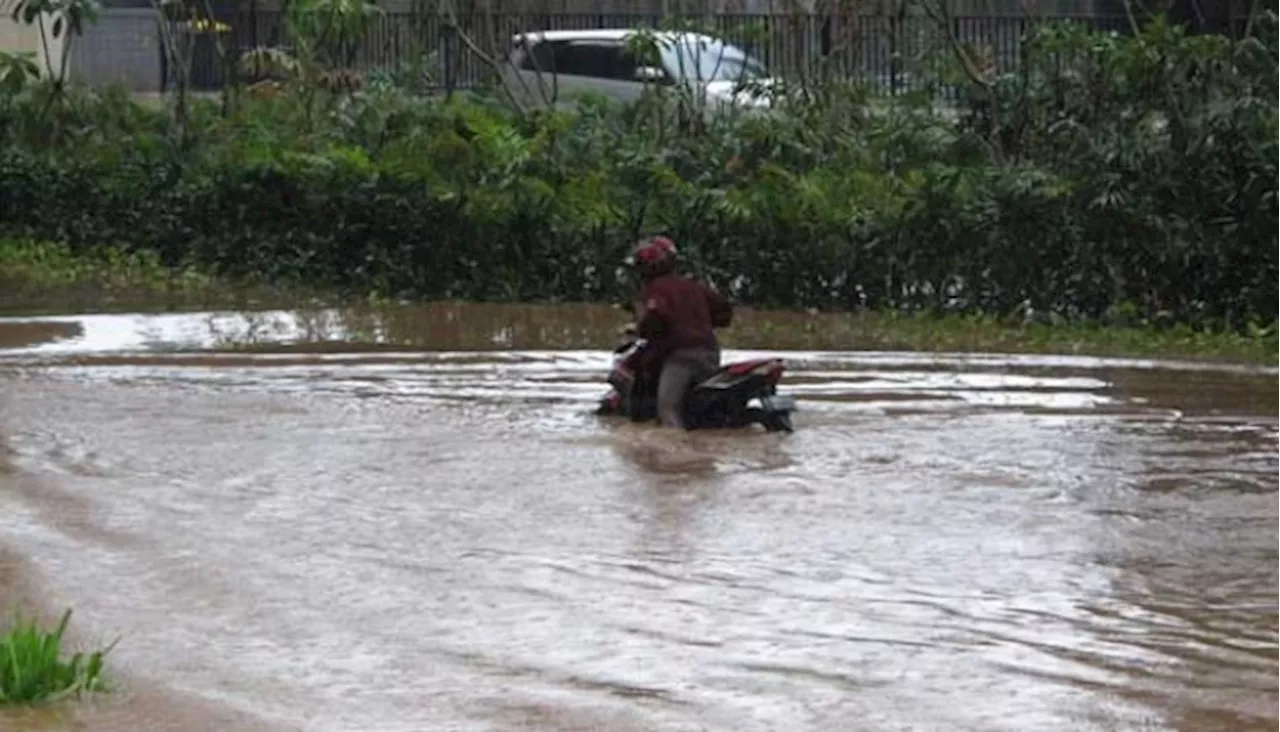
[[752, 360, 785, 384]]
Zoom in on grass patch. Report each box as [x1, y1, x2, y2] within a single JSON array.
[[1, 240, 1274, 366], [742, 310, 1280, 366], [210, 301, 1278, 366], [0, 237, 199, 290], [0, 608, 116, 706], [0, 238, 324, 315]]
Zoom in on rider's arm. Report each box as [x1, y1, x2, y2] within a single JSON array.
[[706, 285, 733, 328], [636, 307, 667, 339], [635, 281, 670, 340]]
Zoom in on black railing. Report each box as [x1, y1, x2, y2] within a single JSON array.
[[182, 11, 1136, 95]]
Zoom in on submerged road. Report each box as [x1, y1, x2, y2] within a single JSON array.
[[0, 307, 1275, 731]]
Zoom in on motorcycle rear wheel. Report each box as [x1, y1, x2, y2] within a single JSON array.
[[761, 411, 793, 433]]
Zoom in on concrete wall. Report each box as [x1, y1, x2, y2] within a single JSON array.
[[0, 4, 162, 92], [0, 2, 69, 79], [69, 8, 163, 91]]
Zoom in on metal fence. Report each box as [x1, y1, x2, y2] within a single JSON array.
[[105, 10, 1135, 94], [223, 11, 1133, 93]]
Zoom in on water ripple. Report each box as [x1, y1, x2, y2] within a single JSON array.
[[0, 310, 1274, 732]]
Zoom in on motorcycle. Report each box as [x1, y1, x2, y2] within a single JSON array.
[[596, 324, 797, 432]]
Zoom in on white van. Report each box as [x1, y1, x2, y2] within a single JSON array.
[[500, 29, 775, 112]]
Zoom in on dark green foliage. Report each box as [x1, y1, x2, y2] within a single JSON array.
[[0, 18, 1273, 332]]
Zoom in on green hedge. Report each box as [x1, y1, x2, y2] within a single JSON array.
[[0, 18, 1274, 330]]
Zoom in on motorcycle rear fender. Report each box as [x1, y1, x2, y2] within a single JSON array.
[[700, 359, 785, 390]]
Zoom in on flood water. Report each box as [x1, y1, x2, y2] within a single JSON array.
[[0, 304, 1276, 732]]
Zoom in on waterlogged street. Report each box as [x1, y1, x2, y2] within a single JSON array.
[[0, 305, 1275, 732]]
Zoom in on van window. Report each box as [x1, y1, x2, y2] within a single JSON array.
[[516, 40, 558, 72], [518, 40, 640, 81], [556, 42, 635, 80], [658, 37, 768, 82]]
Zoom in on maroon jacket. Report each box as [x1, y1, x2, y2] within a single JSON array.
[[635, 273, 733, 364]]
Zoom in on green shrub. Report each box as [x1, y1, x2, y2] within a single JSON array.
[[0, 17, 1273, 332], [0, 608, 115, 706]]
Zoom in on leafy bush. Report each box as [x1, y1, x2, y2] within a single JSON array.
[[0, 608, 115, 705], [0, 17, 1273, 332]]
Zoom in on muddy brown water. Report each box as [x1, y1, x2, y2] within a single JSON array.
[[0, 304, 1275, 732]]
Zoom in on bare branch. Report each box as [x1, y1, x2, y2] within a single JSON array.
[[1243, 0, 1260, 38], [448, 14, 527, 112], [911, 0, 1009, 162], [1188, 0, 1206, 28], [915, 0, 993, 89], [1122, 0, 1142, 36], [34, 14, 54, 82], [513, 31, 558, 108]]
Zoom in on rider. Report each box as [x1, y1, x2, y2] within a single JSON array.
[[628, 235, 733, 430]]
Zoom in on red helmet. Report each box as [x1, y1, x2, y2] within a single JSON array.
[[627, 235, 677, 279]]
